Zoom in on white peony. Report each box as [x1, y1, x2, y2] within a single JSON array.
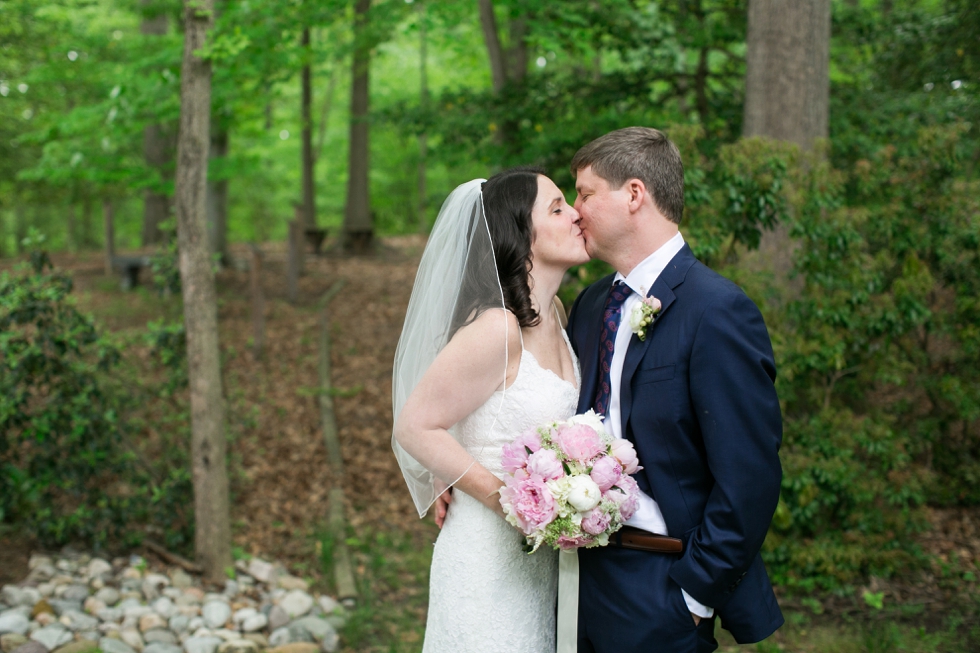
[[628, 305, 646, 331], [566, 476, 602, 512], [566, 410, 610, 441]]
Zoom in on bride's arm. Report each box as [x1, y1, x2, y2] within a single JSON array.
[[394, 309, 521, 518]]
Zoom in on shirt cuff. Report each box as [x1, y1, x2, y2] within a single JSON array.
[[682, 590, 714, 619]]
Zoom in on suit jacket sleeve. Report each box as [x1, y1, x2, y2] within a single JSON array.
[[668, 290, 782, 609]]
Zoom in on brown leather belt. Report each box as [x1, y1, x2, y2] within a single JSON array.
[[609, 526, 683, 554]]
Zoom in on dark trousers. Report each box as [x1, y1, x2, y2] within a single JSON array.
[[577, 546, 718, 653]]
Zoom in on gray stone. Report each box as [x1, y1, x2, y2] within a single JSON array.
[[94, 589, 120, 607], [143, 644, 182, 653], [319, 632, 338, 653], [1, 610, 31, 621], [168, 616, 189, 635], [52, 641, 99, 653], [185, 619, 203, 634], [288, 619, 333, 643], [168, 573, 192, 592], [75, 633, 99, 643], [45, 602, 81, 618], [182, 637, 222, 653], [277, 592, 312, 620], [313, 597, 337, 616], [120, 628, 144, 651], [322, 614, 345, 632], [275, 577, 306, 592], [11, 641, 47, 653], [1, 634, 28, 653], [138, 613, 167, 633], [265, 608, 288, 634], [143, 631, 177, 646], [215, 641, 257, 653], [245, 561, 274, 586], [95, 608, 122, 624], [0, 589, 24, 609], [116, 600, 141, 612], [31, 625, 72, 650], [151, 599, 175, 620], [99, 638, 137, 653], [239, 616, 266, 634], [266, 630, 289, 649], [61, 587, 88, 604], [0, 614, 30, 636], [201, 604, 230, 631], [86, 560, 112, 580], [220, 584, 237, 600], [0, 604, 7, 614], [60, 611, 99, 632], [209, 632, 236, 644], [284, 627, 311, 645]]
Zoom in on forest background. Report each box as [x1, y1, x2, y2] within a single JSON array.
[[1, 0, 979, 651]]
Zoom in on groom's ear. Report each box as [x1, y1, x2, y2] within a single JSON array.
[[625, 179, 648, 213]]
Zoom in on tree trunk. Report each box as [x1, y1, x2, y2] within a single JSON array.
[[743, 0, 831, 148], [477, 0, 529, 151], [67, 204, 78, 251], [174, 0, 232, 584], [142, 1, 172, 247], [206, 127, 229, 265], [81, 199, 94, 249], [103, 199, 115, 276], [342, 0, 373, 253], [417, 0, 428, 233], [301, 28, 316, 230], [478, 0, 507, 93], [14, 205, 27, 254]]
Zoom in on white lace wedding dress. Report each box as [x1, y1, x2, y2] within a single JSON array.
[[423, 332, 580, 653]]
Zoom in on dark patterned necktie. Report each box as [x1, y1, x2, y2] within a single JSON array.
[[593, 281, 633, 417]]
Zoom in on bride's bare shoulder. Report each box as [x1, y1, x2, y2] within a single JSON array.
[[452, 308, 522, 352]]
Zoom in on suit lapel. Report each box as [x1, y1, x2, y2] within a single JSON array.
[[619, 245, 696, 436]]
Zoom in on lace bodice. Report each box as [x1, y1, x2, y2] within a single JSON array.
[[423, 331, 580, 653]]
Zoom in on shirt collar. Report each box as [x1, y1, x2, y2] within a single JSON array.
[[613, 232, 685, 296]]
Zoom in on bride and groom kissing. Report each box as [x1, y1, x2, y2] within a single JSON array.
[[391, 127, 783, 653]]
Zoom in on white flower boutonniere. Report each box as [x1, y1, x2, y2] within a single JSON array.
[[628, 295, 662, 341]]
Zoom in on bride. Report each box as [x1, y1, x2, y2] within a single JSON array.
[[392, 167, 589, 652]]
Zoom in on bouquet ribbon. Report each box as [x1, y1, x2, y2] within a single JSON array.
[[557, 549, 579, 653]]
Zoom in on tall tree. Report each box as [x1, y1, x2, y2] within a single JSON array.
[[342, 0, 373, 253], [743, 0, 831, 148], [477, 0, 528, 149], [174, 0, 232, 583], [205, 126, 229, 263], [141, 0, 173, 247], [301, 28, 316, 230]]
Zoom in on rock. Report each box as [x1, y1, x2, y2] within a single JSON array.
[[11, 641, 47, 653], [1, 635, 28, 653], [96, 608, 122, 624], [100, 638, 138, 653], [169, 572, 192, 592], [245, 561, 275, 586], [275, 578, 306, 593], [265, 608, 288, 634], [151, 599, 175, 620], [36, 586, 54, 600], [35, 613, 56, 627], [210, 632, 237, 644], [1, 609, 31, 621], [59, 610, 99, 632], [75, 633, 99, 643], [52, 641, 99, 653], [143, 643, 182, 653], [284, 627, 311, 646], [124, 607, 151, 621], [267, 644, 318, 653], [18, 592, 39, 611], [29, 565, 56, 583], [81, 598, 105, 616], [182, 637, 222, 653], [168, 616, 189, 635], [318, 632, 337, 653], [87, 579, 104, 592], [121, 569, 141, 582], [31, 625, 72, 650], [173, 597, 198, 610], [220, 584, 237, 600], [215, 641, 257, 653], [239, 616, 266, 634], [182, 590, 203, 605], [277, 592, 312, 620], [138, 613, 167, 633], [0, 589, 24, 609], [120, 628, 144, 652], [288, 619, 333, 643], [143, 631, 177, 646], [0, 614, 29, 636], [30, 602, 54, 620], [185, 619, 203, 634], [46, 601, 81, 618], [86, 560, 112, 580], [230, 609, 254, 626], [313, 597, 337, 616], [61, 587, 89, 604], [266, 630, 289, 649], [94, 589, 120, 607], [240, 635, 266, 650], [201, 604, 230, 630]]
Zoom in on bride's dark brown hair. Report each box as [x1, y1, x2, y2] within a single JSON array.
[[449, 166, 543, 337]]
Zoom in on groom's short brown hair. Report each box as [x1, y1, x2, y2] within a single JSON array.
[[571, 127, 685, 224]]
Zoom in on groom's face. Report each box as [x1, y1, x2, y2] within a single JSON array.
[[573, 165, 628, 260]]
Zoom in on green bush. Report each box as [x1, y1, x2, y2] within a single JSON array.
[[0, 252, 193, 548]]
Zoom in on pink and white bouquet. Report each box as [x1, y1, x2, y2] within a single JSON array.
[[498, 410, 642, 551]]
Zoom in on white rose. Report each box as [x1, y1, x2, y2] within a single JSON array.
[[628, 305, 645, 332], [566, 476, 602, 512]]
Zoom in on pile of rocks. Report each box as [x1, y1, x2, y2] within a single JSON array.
[[0, 552, 345, 653]]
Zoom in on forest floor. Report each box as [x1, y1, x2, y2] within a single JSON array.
[[2, 239, 979, 652]]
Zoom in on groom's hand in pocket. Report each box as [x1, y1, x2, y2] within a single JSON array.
[[691, 614, 701, 627], [434, 484, 452, 529]]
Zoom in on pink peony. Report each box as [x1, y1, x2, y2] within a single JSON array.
[[610, 438, 642, 474], [590, 455, 622, 492], [556, 424, 605, 464], [581, 507, 612, 535], [556, 534, 589, 550], [526, 448, 565, 481], [501, 440, 530, 474], [518, 428, 543, 453], [500, 476, 557, 535], [607, 474, 640, 520]]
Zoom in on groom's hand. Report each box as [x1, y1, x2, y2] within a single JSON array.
[[434, 486, 452, 529], [691, 614, 701, 627]]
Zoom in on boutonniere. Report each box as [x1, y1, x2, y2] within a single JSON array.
[[628, 293, 662, 342]]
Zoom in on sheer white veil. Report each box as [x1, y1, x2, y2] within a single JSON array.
[[391, 179, 509, 518]]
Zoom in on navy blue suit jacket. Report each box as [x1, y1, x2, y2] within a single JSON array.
[[567, 244, 784, 643]]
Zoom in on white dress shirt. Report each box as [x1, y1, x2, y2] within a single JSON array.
[[607, 231, 714, 619]]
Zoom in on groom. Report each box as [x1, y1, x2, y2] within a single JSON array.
[[566, 127, 784, 652]]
